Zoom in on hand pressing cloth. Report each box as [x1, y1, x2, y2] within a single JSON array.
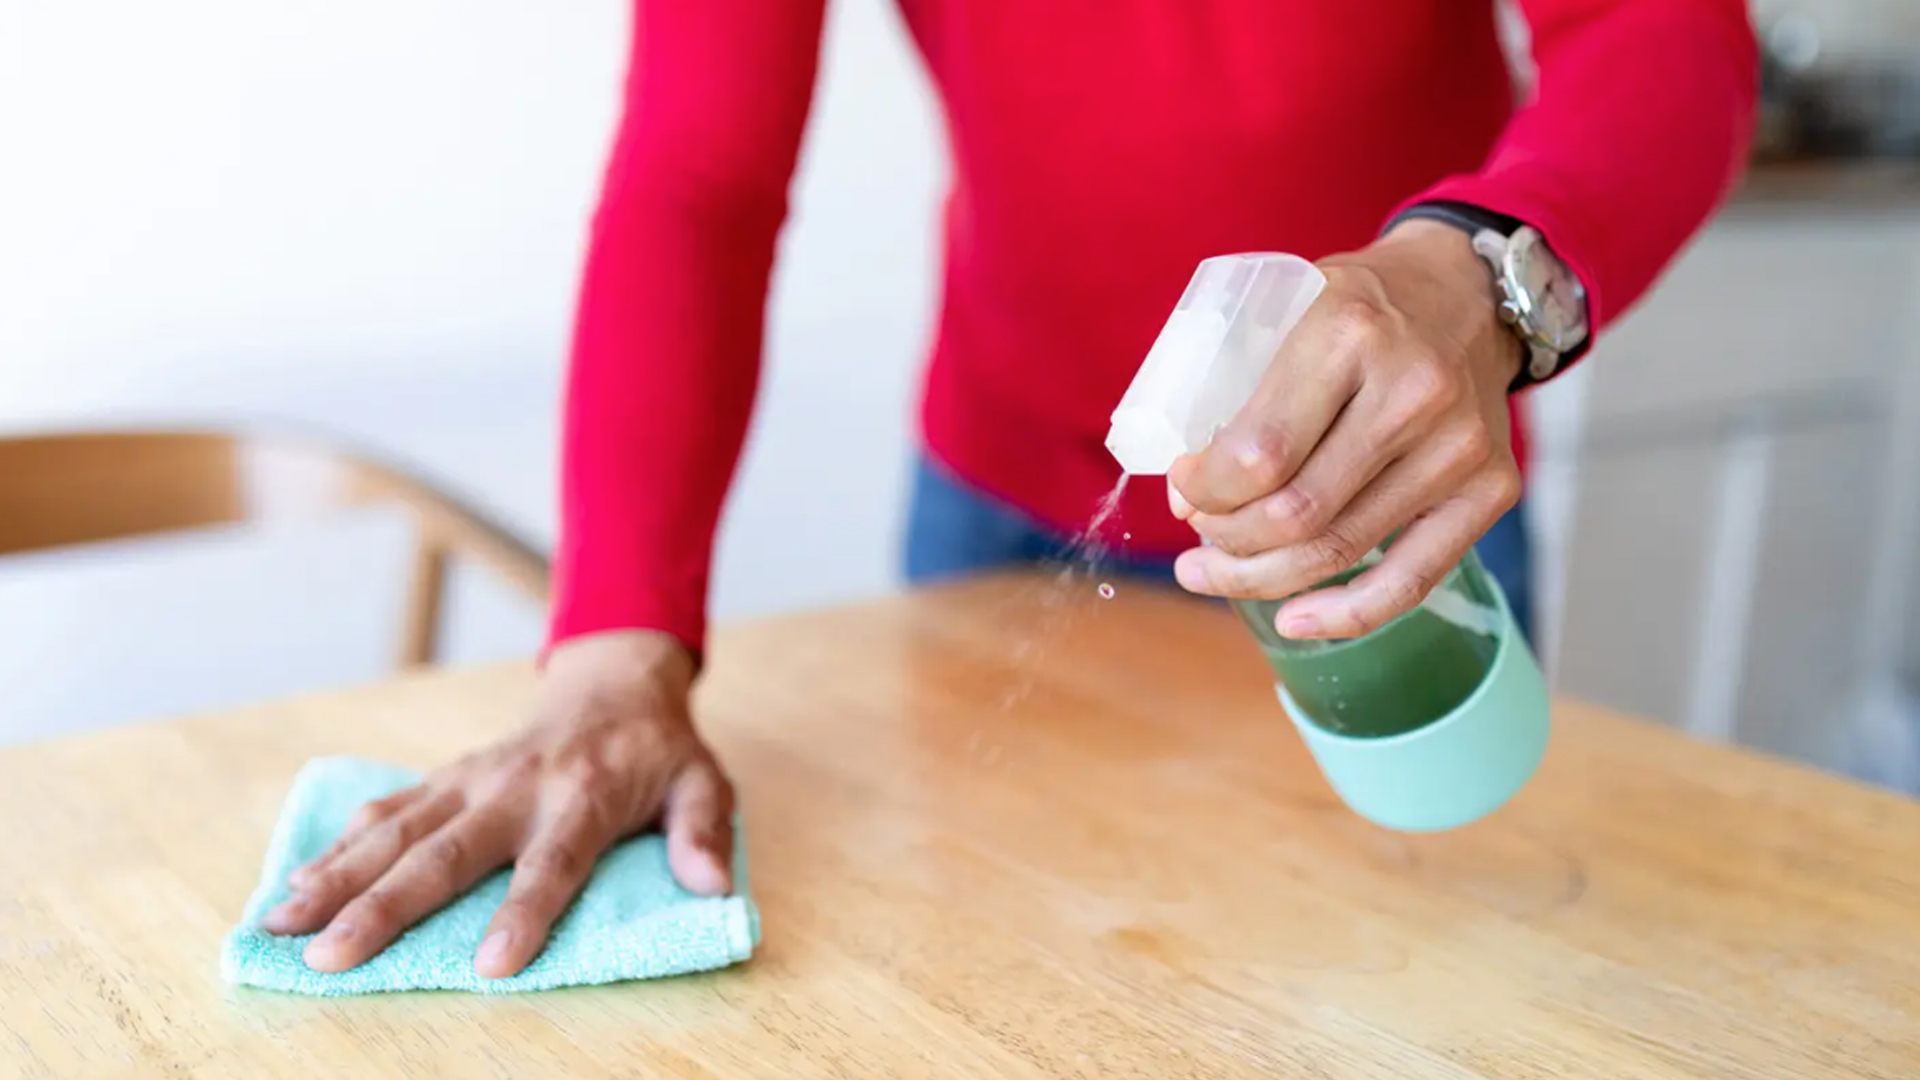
[[221, 756, 758, 995]]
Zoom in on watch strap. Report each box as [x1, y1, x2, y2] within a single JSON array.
[[1387, 198, 1526, 240]]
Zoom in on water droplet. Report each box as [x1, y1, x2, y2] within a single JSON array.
[[1330, 675, 1340, 683], [1122, 531, 1132, 541], [1097, 582, 1116, 600]]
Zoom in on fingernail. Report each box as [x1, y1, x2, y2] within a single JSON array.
[[303, 923, 356, 970], [702, 851, 734, 895], [476, 930, 514, 974], [1279, 611, 1320, 638], [1174, 553, 1209, 593], [313, 921, 354, 948], [262, 896, 305, 932], [683, 832, 733, 895], [1167, 481, 1194, 522]]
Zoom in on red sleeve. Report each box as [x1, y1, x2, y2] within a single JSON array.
[[1394, 0, 1758, 333], [547, 0, 831, 655]]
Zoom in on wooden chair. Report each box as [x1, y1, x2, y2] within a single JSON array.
[[0, 428, 551, 670]]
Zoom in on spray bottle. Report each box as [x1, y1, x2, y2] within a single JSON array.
[[1106, 253, 1549, 832]]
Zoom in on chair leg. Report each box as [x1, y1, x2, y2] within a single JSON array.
[[399, 537, 450, 670]]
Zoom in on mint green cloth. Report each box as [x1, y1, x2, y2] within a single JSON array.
[[221, 756, 758, 995]]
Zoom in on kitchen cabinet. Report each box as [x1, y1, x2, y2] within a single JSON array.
[[1538, 188, 1920, 786]]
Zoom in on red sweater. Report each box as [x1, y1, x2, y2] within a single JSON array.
[[551, 0, 1757, 653]]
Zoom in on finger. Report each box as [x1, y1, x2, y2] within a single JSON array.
[[1169, 298, 1368, 516], [1168, 477, 1195, 522], [663, 757, 735, 897], [473, 807, 615, 979], [1187, 377, 1419, 557], [1273, 469, 1518, 640], [301, 808, 516, 974], [286, 787, 424, 893], [262, 789, 460, 935], [1173, 427, 1485, 602]]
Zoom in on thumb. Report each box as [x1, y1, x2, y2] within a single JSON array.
[[663, 757, 735, 896]]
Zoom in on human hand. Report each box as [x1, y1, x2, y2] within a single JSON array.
[[1166, 220, 1525, 639], [260, 629, 733, 978]]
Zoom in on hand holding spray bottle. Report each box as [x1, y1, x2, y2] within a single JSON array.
[[1105, 253, 1549, 832]]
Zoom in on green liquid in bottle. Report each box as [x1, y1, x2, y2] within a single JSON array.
[[1232, 549, 1504, 739]]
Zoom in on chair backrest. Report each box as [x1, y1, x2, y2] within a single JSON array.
[[0, 432, 249, 558], [0, 426, 552, 668]]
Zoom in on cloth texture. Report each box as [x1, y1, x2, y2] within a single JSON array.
[[548, 0, 1756, 654], [222, 756, 758, 995], [903, 452, 1537, 645]]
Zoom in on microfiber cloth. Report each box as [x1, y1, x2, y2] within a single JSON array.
[[221, 756, 759, 995]]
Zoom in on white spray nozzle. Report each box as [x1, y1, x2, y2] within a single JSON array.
[[1105, 253, 1326, 476]]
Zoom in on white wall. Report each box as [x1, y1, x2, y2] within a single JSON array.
[[0, 0, 1616, 745], [1750, 0, 1920, 64], [0, 0, 944, 741]]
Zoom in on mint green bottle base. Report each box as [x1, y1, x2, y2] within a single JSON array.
[[1279, 583, 1550, 833]]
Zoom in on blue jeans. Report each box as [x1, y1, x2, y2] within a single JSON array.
[[902, 454, 1536, 643]]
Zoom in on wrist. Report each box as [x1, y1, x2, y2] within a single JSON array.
[[546, 628, 698, 698], [1377, 220, 1525, 388], [1384, 201, 1592, 392]]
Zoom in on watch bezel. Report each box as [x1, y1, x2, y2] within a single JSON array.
[[1499, 226, 1589, 355]]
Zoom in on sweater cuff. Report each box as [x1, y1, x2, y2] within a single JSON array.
[[541, 584, 707, 672]]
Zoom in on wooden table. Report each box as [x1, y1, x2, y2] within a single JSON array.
[[5, 574, 1920, 1078]]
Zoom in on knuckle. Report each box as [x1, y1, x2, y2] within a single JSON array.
[[1205, 524, 1255, 560], [420, 833, 469, 883], [522, 842, 587, 884], [395, 810, 438, 846], [1267, 484, 1327, 536], [349, 890, 402, 931], [491, 898, 535, 930], [302, 845, 344, 876], [493, 740, 539, 774], [366, 811, 427, 853], [1209, 536, 1246, 560], [346, 800, 396, 833], [558, 757, 615, 796], [1380, 567, 1440, 616], [1305, 531, 1362, 579], [1328, 297, 1388, 353], [628, 716, 674, 755], [1237, 423, 1294, 490], [1448, 423, 1494, 471], [494, 754, 540, 790], [570, 791, 625, 839], [302, 868, 343, 899], [1344, 609, 1391, 639], [1388, 356, 1459, 426], [1486, 467, 1523, 512], [1202, 556, 1253, 597]]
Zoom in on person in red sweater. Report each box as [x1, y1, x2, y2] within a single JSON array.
[[266, 0, 1757, 976]]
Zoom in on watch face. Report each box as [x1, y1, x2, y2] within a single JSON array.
[[1506, 229, 1588, 352]]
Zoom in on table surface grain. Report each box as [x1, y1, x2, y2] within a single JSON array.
[[5, 573, 1920, 1079]]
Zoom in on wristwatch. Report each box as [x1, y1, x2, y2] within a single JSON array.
[[1387, 199, 1592, 393]]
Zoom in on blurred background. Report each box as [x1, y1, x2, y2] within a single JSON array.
[[3, 0, 1918, 793]]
